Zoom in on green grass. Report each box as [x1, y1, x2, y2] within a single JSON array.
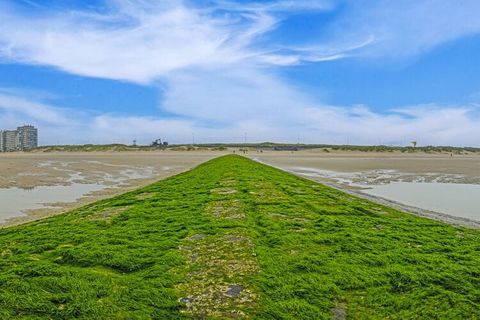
[[0, 155, 478, 319]]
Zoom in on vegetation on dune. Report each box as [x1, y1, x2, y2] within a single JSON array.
[[29, 142, 480, 154], [0, 155, 478, 319], [33, 144, 157, 152]]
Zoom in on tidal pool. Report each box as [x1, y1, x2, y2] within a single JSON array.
[[253, 158, 480, 224], [278, 166, 480, 222], [0, 183, 104, 223], [361, 182, 480, 222]]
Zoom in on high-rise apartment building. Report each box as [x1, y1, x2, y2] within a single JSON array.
[[0, 125, 38, 152], [3, 130, 19, 152], [17, 125, 38, 150]]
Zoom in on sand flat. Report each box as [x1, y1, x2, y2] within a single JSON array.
[[0, 151, 225, 226], [250, 149, 480, 177], [251, 149, 480, 227]]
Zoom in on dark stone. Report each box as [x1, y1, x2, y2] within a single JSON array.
[[189, 234, 205, 240], [225, 285, 244, 297], [179, 297, 193, 304]]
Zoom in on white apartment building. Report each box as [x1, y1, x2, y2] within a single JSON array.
[[0, 125, 38, 152]]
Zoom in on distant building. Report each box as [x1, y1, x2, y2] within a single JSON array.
[[18, 125, 38, 150], [0, 125, 38, 152], [151, 138, 168, 147], [3, 130, 19, 152]]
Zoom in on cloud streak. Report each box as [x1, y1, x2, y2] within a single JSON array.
[[1, 89, 480, 147], [1, 0, 480, 146], [0, 0, 342, 83], [327, 0, 480, 58]]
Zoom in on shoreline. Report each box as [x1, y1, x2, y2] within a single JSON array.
[[0, 172, 189, 229], [322, 180, 480, 229], [0, 151, 226, 228], [2, 151, 479, 229], [251, 158, 480, 229]]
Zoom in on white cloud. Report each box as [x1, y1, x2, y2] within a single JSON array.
[[0, 0, 341, 83], [2, 0, 480, 76], [2, 89, 480, 146], [0, 92, 72, 125], [213, 0, 334, 12], [327, 0, 480, 58], [0, 2, 238, 83], [162, 65, 313, 122], [87, 103, 480, 147], [1, 0, 480, 146]]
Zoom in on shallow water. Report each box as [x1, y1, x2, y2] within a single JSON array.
[[361, 182, 480, 221], [277, 165, 480, 222], [0, 183, 104, 223]]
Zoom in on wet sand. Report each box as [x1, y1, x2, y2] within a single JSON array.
[[250, 149, 480, 228], [0, 151, 225, 227], [250, 149, 480, 183], [2, 149, 480, 228]]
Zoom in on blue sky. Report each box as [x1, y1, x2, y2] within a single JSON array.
[[0, 0, 480, 146]]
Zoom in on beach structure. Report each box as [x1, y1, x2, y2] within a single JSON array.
[[0, 125, 38, 152], [17, 125, 38, 150]]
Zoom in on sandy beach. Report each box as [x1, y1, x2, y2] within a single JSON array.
[[2, 148, 480, 228], [250, 149, 480, 182], [0, 150, 225, 226], [250, 149, 480, 228]]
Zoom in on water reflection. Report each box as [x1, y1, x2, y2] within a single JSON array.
[[0, 183, 105, 223], [361, 182, 480, 221]]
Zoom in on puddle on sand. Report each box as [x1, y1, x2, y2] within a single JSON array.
[[0, 160, 161, 224], [252, 159, 480, 223], [361, 182, 480, 222], [0, 183, 104, 223]]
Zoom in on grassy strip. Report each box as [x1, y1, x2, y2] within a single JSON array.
[[0, 155, 478, 319]]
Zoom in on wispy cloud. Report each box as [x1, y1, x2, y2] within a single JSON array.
[[0, 92, 72, 125], [0, 0, 340, 83], [1, 0, 480, 146], [17, 0, 44, 9], [2, 0, 480, 77], [1, 88, 480, 146], [327, 0, 480, 58], [210, 0, 335, 13]]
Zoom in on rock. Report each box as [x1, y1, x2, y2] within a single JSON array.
[[189, 234, 205, 240], [291, 217, 309, 222], [268, 213, 288, 218], [225, 285, 244, 297], [179, 297, 193, 304], [333, 306, 346, 320]]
